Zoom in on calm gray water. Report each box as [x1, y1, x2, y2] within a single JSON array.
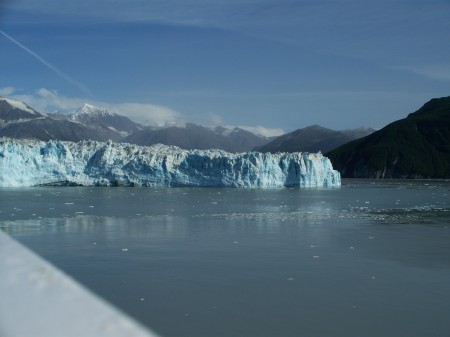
[[1, 180, 450, 337]]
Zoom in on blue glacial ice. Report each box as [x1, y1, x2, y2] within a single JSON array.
[[0, 138, 341, 188]]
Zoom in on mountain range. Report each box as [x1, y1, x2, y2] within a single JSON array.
[[0, 100, 135, 142], [123, 123, 272, 152], [327, 95, 450, 178], [255, 125, 375, 153], [2, 94, 450, 178], [0, 96, 371, 153]]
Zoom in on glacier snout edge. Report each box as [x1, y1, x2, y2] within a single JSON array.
[[0, 138, 341, 188]]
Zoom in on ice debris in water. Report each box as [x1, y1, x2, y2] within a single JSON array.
[[0, 138, 341, 188]]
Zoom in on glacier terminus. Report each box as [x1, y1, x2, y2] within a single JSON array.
[[0, 138, 341, 188]]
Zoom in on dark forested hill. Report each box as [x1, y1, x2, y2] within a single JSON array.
[[327, 96, 450, 178]]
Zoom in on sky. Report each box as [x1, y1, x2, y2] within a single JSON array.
[[1, 0, 449, 135]]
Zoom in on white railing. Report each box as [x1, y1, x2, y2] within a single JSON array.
[[0, 230, 161, 337]]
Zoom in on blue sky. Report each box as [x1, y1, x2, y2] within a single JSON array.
[[1, 0, 449, 134]]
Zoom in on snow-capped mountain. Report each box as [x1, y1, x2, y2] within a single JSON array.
[[0, 118, 123, 142], [71, 103, 112, 118], [0, 99, 122, 142], [0, 138, 341, 188], [69, 103, 142, 136], [0, 97, 43, 125]]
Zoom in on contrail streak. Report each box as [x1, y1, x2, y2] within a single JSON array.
[[0, 30, 93, 97]]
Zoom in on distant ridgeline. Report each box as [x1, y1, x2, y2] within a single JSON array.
[[327, 96, 450, 179], [0, 96, 373, 154]]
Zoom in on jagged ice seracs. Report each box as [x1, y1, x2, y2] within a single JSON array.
[[0, 138, 341, 188]]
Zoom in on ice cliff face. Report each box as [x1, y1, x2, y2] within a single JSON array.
[[0, 138, 341, 188]]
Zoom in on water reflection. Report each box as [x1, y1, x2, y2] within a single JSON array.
[[1, 215, 188, 239], [3, 198, 450, 272]]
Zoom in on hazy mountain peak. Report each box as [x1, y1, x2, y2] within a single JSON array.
[[304, 124, 329, 130], [254, 124, 375, 154], [216, 125, 284, 138], [340, 126, 376, 139], [71, 103, 114, 118]]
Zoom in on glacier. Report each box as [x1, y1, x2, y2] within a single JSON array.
[[0, 138, 341, 188]]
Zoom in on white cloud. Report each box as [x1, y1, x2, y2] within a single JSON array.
[[5, 0, 268, 26], [0, 87, 15, 96], [235, 125, 285, 137], [9, 88, 86, 114], [188, 112, 284, 136], [4, 87, 287, 135], [102, 102, 183, 127], [6, 88, 183, 126], [408, 65, 450, 82], [386, 64, 450, 83], [202, 112, 224, 126]]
